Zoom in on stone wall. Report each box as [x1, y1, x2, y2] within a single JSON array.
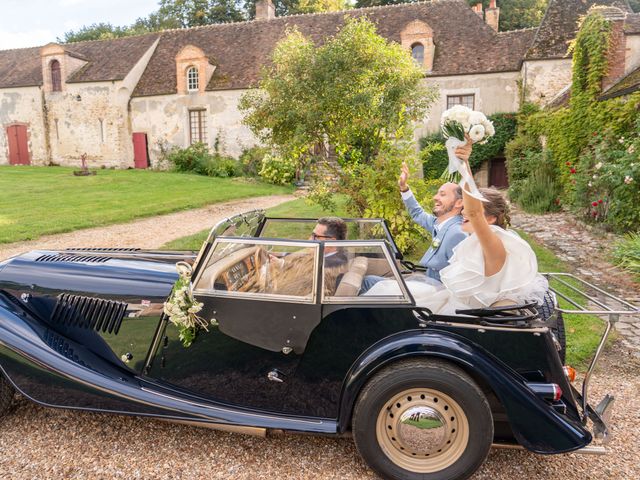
[[625, 35, 640, 75], [44, 81, 131, 168], [416, 70, 521, 139], [0, 87, 47, 165], [130, 89, 258, 166], [522, 58, 573, 105]]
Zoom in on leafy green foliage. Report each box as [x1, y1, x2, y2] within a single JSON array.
[[240, 17, 438, 253], [631, 0, 640, 13], [420, 113, 517, 179], [574, 127, 640, 231], [239, 146, 269, 176], [355, 0, 548, 31], [515, 156, 561, 214], [163, 143, 242, 177], [259, 154, 298, 185], [612, 233, 640, 282], [240, 18, 436, 163], [58, 23, 138, 43], [507, 10, 640, 231]]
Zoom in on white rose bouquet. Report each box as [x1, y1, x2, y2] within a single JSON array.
[[163, 261, 209, 347], [440, 105, 495, 200]]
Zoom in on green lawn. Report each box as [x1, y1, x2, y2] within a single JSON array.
[[161, 198, 606, 370], [0, 166, 292, 244], [162, 196, 349, 250]]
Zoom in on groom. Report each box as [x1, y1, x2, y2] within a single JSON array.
[[398, 162, 466, 282]]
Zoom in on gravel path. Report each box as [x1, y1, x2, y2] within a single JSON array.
[[0, 194, 296, 261], [1, 343, 637, 479]]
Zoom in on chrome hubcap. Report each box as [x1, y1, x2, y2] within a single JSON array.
[[397, 406, 448, 455], [376, 388, 469, 473]]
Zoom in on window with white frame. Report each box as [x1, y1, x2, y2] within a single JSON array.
[[187, 66, 199, 92], [189, 109, 207, 144], [446, 94, 475, 110]]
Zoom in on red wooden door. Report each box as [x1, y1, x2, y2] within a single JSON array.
[[489, 158, 508, 189], [132, 132, 149, 169], [7, 125, 30, 165]]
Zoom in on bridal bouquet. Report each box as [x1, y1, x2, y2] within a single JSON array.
[[164, 262, 209, 347], [440, 105, 495, 200], [441, 105, 495, 144]]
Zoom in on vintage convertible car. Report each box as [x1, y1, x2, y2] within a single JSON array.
[[0, 210, 636, 480]]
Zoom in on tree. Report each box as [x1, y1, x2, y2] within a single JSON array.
[[355, 0, 549, 31], [58, 23, 133, 43], [240, 18, 439, 251], [244, 0, 348, 18], [156, 0, 244, 27]]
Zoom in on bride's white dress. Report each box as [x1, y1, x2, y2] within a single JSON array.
[[364, 227, 548, 315]]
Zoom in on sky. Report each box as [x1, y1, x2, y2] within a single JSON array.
[[0, 0, 160, 50]]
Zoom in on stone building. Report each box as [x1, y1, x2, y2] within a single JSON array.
[[0, 0, 638, 187]]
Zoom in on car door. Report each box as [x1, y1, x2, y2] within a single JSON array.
[[148, 238, 322, 413]]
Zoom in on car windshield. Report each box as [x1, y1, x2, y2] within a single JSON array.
[[258, 218, 400, 257]]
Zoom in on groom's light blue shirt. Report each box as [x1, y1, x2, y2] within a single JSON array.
[[402, 189, 467, 282]]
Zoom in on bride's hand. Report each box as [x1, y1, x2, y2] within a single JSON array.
[[455, 134, 473, 163], [398, 162, 410, 191]]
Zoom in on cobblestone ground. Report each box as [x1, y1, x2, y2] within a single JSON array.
[[511, 208, 640, 352]]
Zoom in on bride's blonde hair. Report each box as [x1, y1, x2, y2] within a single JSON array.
[[479, 188, 511, 229]]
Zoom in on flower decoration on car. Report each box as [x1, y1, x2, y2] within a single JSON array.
[[164, 261, 209, 347]]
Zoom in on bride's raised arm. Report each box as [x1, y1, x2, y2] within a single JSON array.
[[455, 137, 507, 277]]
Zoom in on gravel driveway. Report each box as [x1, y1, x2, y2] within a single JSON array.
[[0, 344, 637, 479], [0, 194, 296, 261]]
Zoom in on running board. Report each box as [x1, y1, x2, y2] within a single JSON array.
[[492, 443, 607, 455]]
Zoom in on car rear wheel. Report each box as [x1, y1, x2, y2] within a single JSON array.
[[353, 359, 493, 480], [0, 374, 15, 417]]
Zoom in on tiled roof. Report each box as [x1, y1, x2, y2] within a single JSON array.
[[133, 0, 528, 96], [526, 0, 633, 60], [625, 13, 640, 33], [600, 64, 640, 99], [0, 34, 159, 89]]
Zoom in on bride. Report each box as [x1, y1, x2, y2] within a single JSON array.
[[364, 138, 548, 315]]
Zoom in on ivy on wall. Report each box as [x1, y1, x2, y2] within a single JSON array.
[[506, 9, 640, 232]]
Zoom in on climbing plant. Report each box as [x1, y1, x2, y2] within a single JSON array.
[[506, 9, 640, 232]]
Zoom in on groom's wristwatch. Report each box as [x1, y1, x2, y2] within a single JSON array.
[[400, 185, 409, 193]]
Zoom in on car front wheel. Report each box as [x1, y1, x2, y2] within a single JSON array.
[[353, 359, 493, 480]]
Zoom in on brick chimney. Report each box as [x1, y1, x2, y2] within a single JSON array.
[[599, 7, 628, 91], [256, 0, 276, 21], [485, 0, 500, 32], [472, 2, 483, 18]]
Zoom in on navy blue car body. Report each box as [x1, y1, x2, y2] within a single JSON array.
[[0, 212, 611, 480]]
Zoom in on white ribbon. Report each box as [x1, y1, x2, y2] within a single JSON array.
[[445, 136, 486, 202]]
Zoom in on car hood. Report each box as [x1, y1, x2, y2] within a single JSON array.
[[0, 249, 184, 303]]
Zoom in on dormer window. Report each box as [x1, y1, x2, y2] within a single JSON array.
[[187, 66, 199, 92], [411, 43, 425, 65], [51, 60, 62, 92]]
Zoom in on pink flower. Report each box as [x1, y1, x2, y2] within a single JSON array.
[[592, 201, 598, 207], [598, 199, 603, 204], [570, 168, 577, 174]]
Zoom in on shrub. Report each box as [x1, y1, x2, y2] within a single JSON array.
[[420, 112, 518, 179], [239, 146, 269, 177], [259, 154, 297, 185], [164, 143, 241, 178], [612, 233, 640, 281], [574, 127, 640, 231], [516, 164, 562, 214]]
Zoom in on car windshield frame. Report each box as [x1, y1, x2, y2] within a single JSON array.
[[256, 217, 402, 259]]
